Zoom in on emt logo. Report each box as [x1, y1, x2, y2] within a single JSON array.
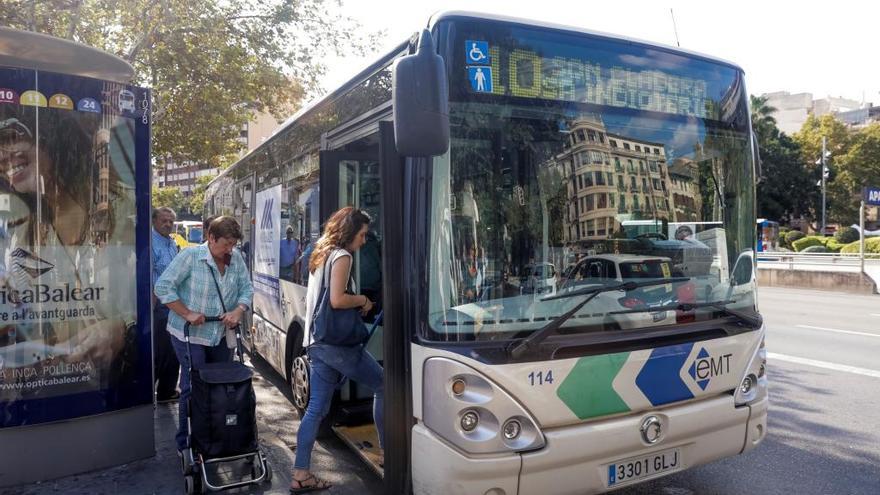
[[688, 348, 732, 390], [260, 198, 274, 229]]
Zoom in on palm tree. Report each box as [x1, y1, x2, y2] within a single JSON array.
[[750, 95, 779, 141]]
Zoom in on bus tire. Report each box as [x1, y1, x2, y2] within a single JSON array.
[[290, 353, 310, 417]]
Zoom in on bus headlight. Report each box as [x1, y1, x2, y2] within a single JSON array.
[[740, 375, 754, 395], [734, 331, 768, 406], [423, 357, 546, 454], [502, 419, 522, 440], [460, 410, 479, 432]]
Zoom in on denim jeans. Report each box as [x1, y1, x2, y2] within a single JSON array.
[[170, 335, 232, 451], [294, 344, 384, 470]]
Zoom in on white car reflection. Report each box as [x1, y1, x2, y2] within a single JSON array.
[[439, 254, 684, 336]]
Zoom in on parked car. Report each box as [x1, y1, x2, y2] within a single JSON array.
[[559, 254, 679, 329]]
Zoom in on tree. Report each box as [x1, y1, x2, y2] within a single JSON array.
[[826, 123, 880, 223], [749, 95, 815, 224], [750, 95, 778, 142], [0, 0, 380, 167], [151, 186, 186, 213], [187, 174, 214, 217], [794, 114, 851, 169], [794, 114, 853, 225], [755, 133, 813, 223]]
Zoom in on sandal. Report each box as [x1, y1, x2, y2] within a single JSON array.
[[290, 474, 332, 494]]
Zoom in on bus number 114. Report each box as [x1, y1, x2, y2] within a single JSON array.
[[528, 370, 554, 386]]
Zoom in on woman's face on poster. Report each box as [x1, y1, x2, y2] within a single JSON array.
[[0, 117, 52, 194]]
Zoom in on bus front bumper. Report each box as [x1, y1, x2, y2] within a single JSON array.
[[411, 393, 768, 495], [518, 393, 766, 495], [412, 424, 521, 495]]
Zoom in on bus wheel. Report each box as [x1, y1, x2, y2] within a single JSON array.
[[291, 355, 310, 416]]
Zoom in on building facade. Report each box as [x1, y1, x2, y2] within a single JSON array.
[[553, 117, 681, 243], [763, 91, 870, 135], [153, 111, 281, 195]]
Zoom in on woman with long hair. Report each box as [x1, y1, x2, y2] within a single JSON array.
[[291, 206, 382, 493]]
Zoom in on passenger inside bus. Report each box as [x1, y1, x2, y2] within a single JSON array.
[[279, 225, 300, 282]]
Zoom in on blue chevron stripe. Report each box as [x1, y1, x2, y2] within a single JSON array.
[[636, 343, 695, 406]]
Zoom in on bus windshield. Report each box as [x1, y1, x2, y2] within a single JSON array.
[[426, 21, 757, 341]]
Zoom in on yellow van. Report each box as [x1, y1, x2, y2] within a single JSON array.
[[172, 221, 204, 249]]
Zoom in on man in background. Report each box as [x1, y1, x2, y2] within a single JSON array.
[[151, 207, 180, 402]]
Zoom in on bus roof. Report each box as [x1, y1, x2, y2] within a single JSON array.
[[428, 10, 744, 72]]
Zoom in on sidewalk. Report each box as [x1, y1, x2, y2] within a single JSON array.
[[2, 355, 382, 495]]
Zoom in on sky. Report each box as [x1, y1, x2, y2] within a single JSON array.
[[322, 0, 879, 105]]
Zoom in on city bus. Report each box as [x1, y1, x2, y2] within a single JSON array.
[[205, 11, 767, 494]]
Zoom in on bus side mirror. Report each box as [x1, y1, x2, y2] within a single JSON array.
[[392, 29, 449, 157]]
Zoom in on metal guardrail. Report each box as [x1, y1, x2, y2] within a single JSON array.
[[757, 251, 880, 271]]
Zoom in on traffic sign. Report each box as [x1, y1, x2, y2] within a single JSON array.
[[864, 187, 880, 206]]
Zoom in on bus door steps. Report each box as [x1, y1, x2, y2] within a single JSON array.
[[332, 424, 384, 478]]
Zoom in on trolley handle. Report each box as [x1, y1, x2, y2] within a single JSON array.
[[182, 315, 222, 338], [182, 316, 246, 371]]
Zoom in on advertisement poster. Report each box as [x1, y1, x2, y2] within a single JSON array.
[[0, 66, 152, 427], [254, 185, 281, 278]]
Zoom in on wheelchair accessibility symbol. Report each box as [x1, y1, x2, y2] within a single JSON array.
[[466, 40, 490, 65]]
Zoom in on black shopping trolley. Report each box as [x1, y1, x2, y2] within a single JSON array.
[[180, 317, 272, 494]]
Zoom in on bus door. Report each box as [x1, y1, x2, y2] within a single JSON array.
[[233, 173, 256, 340], [319, 146, 384, 348], [318, 136, 386, 470]]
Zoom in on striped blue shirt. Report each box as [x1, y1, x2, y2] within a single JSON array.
[[154, 243, 254, 346]]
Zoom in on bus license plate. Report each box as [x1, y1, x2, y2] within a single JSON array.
[[606, 448, 681, 487]]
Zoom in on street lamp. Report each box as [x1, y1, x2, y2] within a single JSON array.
[[814, 137, 831, 235]]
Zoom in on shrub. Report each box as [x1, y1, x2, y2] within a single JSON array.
[[824, 240, 844, 252], [791, 236, 824, 252], [834, 227, 860, 244], [784, 230, 805, 248], [802, 245, 829, 253], [841, 237, 880, 254]]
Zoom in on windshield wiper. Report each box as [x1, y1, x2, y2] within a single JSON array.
[[609, 299, 763, 328], [507, 277, 690, 359]]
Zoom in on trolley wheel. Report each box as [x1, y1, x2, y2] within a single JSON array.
[[291, 354, 310, 416], [181, 448, 195, 475], [250, 457, 273, 483], [184, 474, 195, 495], [264, 461, 273, 483]]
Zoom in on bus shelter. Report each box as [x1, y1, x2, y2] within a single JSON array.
[[0, 27, 153, 487]]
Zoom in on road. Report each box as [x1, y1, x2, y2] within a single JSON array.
[[617, 286, 880, 495]]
